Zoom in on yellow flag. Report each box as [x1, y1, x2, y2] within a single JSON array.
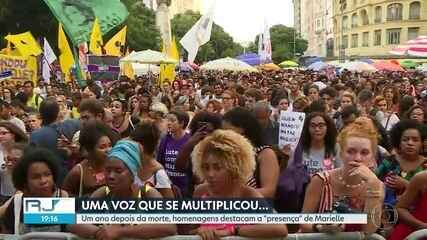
[[160, 37, 179, 85], [4, 32, 42, 57], [89, 18, 104, 55], [169, 37, 179, 60], [58, 23, 75, 82], [122, 62, 134, 79], [105, 26, 127, 56]]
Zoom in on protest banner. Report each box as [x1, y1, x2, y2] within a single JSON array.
[[0, 54, 38, 84], [278, 111, 305, 150], [43, 0, 128, 46]]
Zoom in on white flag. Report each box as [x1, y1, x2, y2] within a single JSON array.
[[260, 19, 272, 64], [257, 32, 264, 60], [180, 4, 215, 63], [42, 38, 57, 83]]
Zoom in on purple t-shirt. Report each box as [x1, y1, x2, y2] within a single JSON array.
[[157, 133, 191, 194]]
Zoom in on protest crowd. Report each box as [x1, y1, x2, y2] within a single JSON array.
[[0, 66, 425, 240]]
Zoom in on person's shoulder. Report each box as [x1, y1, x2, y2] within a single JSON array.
[[193, 183, 210, 197], [241, 185, 264, 198]]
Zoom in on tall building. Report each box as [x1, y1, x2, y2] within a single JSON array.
[[300, 0, 334, 57], [169, 0, 202, 16], [333, 0, 427, 58]]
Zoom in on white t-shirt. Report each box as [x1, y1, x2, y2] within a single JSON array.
[[302, 146, 342, 176], [380, 113, 400, 132], [135, 169, 172, 189], [0, 150, 15, 196]]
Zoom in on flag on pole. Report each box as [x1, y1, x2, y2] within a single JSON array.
[[179, 4, 215, 63], [105, 26, 127, 56], [262, 20, 272, 63], [160, 36, 180, 85], [58, 23, 75, 82], [42, 38, 57, 83], [5, 32, 42, 57], [89, 18, 104, 55], [257, 32, 264, 61]]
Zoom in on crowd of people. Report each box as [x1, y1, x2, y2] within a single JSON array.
[[0, 68, 426, 240]]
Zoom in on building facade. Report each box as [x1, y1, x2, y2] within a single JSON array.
[[300, 0, 334, 57], [333, 0, 427, 58], [169, 0, 202, 16]]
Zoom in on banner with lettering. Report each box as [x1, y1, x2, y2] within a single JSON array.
[[279, 111, 306, 150], [0, 54, 38, 84]]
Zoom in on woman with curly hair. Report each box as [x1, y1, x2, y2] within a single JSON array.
[[375, 120, 426, 207], [190, 129, 288, 239]]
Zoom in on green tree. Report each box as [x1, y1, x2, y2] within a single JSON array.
[[121, 0, 160, 51], [248, 24, 308, 63], [0, 0, 160, 53], [171, 10, 243, 63]]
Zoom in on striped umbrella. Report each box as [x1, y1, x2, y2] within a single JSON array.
[[390, 36, 427, 57]]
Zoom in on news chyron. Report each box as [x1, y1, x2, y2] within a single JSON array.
[[23, 198, 367, 225]]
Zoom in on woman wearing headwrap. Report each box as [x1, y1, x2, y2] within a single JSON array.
[[68, 140, 177, 240]]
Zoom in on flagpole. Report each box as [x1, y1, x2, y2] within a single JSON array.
[[72, 46, 84, 87]]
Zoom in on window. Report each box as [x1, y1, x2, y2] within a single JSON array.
[[374, 30, 381, 46], [387, 3, 403, 21], [342, 16, 349, 31], [351, 34, 358, 48], [362, 32, 369, 47], [351, 13, 358, 28], [360, 10, 369, 25], [343, 35, 349, 49], [353, 0, 357, 6], [387, 28, 401, 44], [408, 27, 419, 40], [409, 2, 421, 19], [375, 6, 382, 23]]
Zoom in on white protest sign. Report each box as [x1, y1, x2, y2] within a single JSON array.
[[278, 111, 306, 150]]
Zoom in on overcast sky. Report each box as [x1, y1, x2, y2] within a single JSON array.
[[202, 0, 294, 44]]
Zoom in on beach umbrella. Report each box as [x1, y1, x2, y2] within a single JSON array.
[[259, 63, 281, 71], [120, 50, 178, 64], [359, 58, 374, 64], [236, 52, 261, 66], [200, 57, 259, 72], [390, 36, 427, 57], [373, 61, 404, 71], [399, 60, 418, 69], [307, 61, 331, 71], [338, 61, 377, 72], [279, 60, 299, 68]]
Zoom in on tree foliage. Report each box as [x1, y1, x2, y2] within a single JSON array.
[[248, 24, 308, 63], [171, 10, 243, 64], [0, 0, 161, 53], [121, 0, 160, 51]]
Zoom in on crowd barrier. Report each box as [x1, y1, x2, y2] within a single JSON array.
[[0, 232, 392, 240]]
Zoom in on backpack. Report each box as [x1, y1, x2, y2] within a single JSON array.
[[274, 142, 310, 213]]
